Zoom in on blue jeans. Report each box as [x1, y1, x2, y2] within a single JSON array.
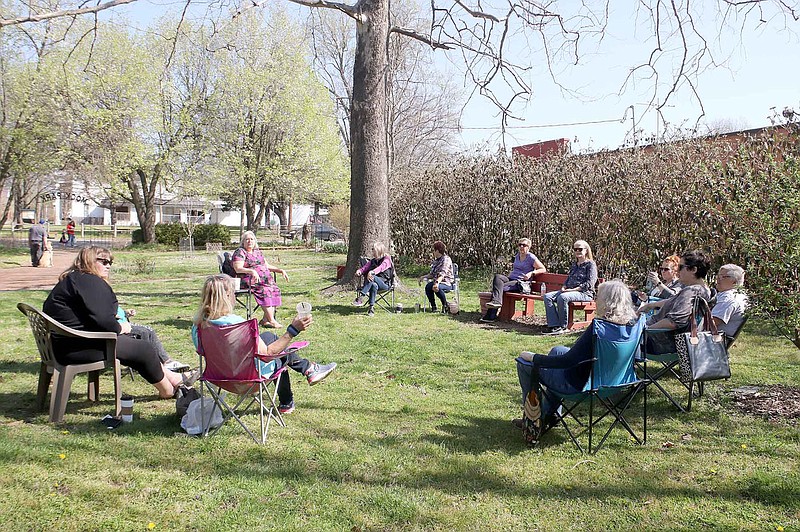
[[543, 290, 593, 328], [361, 277, 389, 306], [259, 331, 313, 405], [425, 281, 452, 309]]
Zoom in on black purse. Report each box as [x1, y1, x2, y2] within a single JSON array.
[[676, 298, 731, 382]]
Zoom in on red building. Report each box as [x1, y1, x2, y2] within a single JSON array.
[[512, 138, 571, 159]]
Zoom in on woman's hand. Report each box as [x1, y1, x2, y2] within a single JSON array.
[[432, 281, 440, 292], [367, 271, 375, 281], [355, 270, 363, 277], [646, 271, 660, 286], [281, 270, 290, 282], [250, 270, 261, 284], [291, 315, 313, 332], [119, 322, 132, 335]]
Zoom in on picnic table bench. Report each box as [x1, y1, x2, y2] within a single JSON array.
[[478, 272, 602, 330], [280, 230, 297, 244]]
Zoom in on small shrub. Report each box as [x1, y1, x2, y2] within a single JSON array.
[[192, 224, 232, 247], [130, 256, 156, 275], [319, 241, 348, 254], [154, 222, 187, 248]]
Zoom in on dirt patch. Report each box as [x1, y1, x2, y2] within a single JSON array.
[[0, 250, 76, 291], [731, 385, 800, 424]]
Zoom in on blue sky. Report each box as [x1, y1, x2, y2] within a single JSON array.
[[108, 1, 800, 153]]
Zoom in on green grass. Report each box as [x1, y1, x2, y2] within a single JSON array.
[[1, 249, 798, 530]]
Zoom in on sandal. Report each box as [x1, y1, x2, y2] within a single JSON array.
[[181, 368, 202, 387]]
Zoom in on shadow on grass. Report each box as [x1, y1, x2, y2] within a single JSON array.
[[0, 359, 39, 376]]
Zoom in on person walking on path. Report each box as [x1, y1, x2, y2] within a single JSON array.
[[28, 219, 49, 267], [66, 218, 77, 248]]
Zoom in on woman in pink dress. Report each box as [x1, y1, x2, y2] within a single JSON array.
[[231, 231, 290, 328]]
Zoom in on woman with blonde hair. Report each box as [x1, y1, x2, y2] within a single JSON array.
[[192, 275, 336, 414], [514, 280, 641, 443], [43, 246, 198, 399], [231, 231, 289, 328], [354, 241, 394, 317], [543, 239, 598, 334]]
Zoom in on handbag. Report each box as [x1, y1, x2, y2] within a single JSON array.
[[518, 280, 532, 294], [676, 298, 731, 382]]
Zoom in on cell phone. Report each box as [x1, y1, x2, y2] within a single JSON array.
[[100, 415, 122, 429]]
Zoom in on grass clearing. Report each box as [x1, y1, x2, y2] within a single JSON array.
[[1, 249, 798, 530]]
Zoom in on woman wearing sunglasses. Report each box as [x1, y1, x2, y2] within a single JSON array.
[[639, 249, 712, 355], [543, 240, 598, 334], [480, 238, 546, 323], [43, 246, 198, 399], [633, 254, 683, 306]]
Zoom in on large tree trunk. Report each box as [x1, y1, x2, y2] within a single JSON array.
[[128, 168, 158, 243], [341, 0, 389, 284]]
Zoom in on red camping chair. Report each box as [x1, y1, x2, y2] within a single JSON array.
[[196, 318, 286, 444]]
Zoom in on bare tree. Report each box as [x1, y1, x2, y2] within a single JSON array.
[[2, 0, 798, 282]]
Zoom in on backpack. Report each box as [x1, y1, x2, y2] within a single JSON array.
[[221, 252, 237, 278]]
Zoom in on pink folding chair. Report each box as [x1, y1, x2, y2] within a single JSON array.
[[196, 318, 287, 443]]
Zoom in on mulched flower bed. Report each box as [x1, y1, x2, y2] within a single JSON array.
[[731, 385, 800, 424]]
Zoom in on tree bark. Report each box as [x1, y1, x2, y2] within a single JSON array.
[[341, 0, 389, 284]]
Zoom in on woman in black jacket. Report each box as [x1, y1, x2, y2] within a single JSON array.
[[43, 246, 197, 398]]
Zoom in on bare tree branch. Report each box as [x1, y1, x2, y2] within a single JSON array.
[[389, 26, 452, 49], [0, 0, 139, 27]]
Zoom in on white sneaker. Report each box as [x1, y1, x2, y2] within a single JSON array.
[[164, 359, 190, 372]]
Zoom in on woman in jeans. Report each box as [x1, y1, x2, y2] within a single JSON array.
[[418, 240, 455, 313], [543, 240, 598, 334], [480, 237, 546, 322], [353, 241, 394, 317]]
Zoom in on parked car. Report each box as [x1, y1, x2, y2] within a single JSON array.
[[312, 222, 345, 241]]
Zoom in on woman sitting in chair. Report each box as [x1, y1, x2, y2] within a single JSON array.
[[480, 237, 546, 323], [231, 230, 289, 329], [638, 249, 712, 355], [353, 241, 394, 317], [418, 240, 455, 313], [43, 246, 198, 399], [543, 240, 598, 334], [192, 275, 336, 414], [514, 280, 642, 444], [633, 254, 683, 307]]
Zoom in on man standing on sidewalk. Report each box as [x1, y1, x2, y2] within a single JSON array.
[[66, 218, 76, 247], [28, 219, 48, 267]]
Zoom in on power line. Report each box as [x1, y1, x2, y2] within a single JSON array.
[[456, 117, 621, 131]]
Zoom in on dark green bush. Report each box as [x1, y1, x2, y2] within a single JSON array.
[[192, 224, 232, 247], [154, 222, 187, 248]]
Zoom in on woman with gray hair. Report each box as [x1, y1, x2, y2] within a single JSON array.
[[711, 263, 748, 338], [354, 241, 394, 317], [232, 231, 290, 328], [514, 280, 642, 443]]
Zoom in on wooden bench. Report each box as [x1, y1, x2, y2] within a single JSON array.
[[478, 272, 602, 330]]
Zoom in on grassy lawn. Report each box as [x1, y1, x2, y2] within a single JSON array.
[[1, 249, 798, 530]]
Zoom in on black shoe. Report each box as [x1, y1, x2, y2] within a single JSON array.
[[430, 306, 438, 313]]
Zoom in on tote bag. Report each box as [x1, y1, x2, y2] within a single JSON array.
[[676, 298, 731, 382]]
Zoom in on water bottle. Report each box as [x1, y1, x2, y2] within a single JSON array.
[[540, 282, 547, 297]]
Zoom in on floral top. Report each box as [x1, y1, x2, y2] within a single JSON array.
[[232, 247, 274, 288], [564, 260, 598, 297]]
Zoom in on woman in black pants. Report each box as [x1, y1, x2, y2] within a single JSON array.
[[43, 246, 198, 399]]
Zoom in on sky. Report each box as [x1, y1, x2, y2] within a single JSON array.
[[105, 0, 800, 153]]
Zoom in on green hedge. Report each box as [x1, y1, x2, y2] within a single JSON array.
[[131, 223, 231, 248]]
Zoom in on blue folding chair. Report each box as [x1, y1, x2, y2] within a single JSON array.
[[521, 315, 647, 453]]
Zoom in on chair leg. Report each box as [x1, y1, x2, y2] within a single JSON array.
[[50, 367, 77, 423], [37, 363, 53, 411], [87, 370, 101, 402], [112, 360, 122, 418]]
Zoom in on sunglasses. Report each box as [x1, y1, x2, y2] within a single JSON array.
[[573, 247, 584, 251], [678, 263, 692, 271], [659, 267, 673, 272], [96, 258, 113, 266], [518, 243, 529, 247]]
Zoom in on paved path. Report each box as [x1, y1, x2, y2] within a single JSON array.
[[0, 250, 76, 291]]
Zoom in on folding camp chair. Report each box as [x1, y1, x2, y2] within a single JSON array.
[[17, 302, 122, 422], [519, 315, 647, 453], [357, 256, 396, 313], [420, 263, 460, 312], [636, 297, 708, 412], [196, 318, 286, 444]]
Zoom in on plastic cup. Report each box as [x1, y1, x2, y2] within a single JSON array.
[[232, 277, 241, 290], [296, 302, 312, 318], [120, 396, 134, 423]]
